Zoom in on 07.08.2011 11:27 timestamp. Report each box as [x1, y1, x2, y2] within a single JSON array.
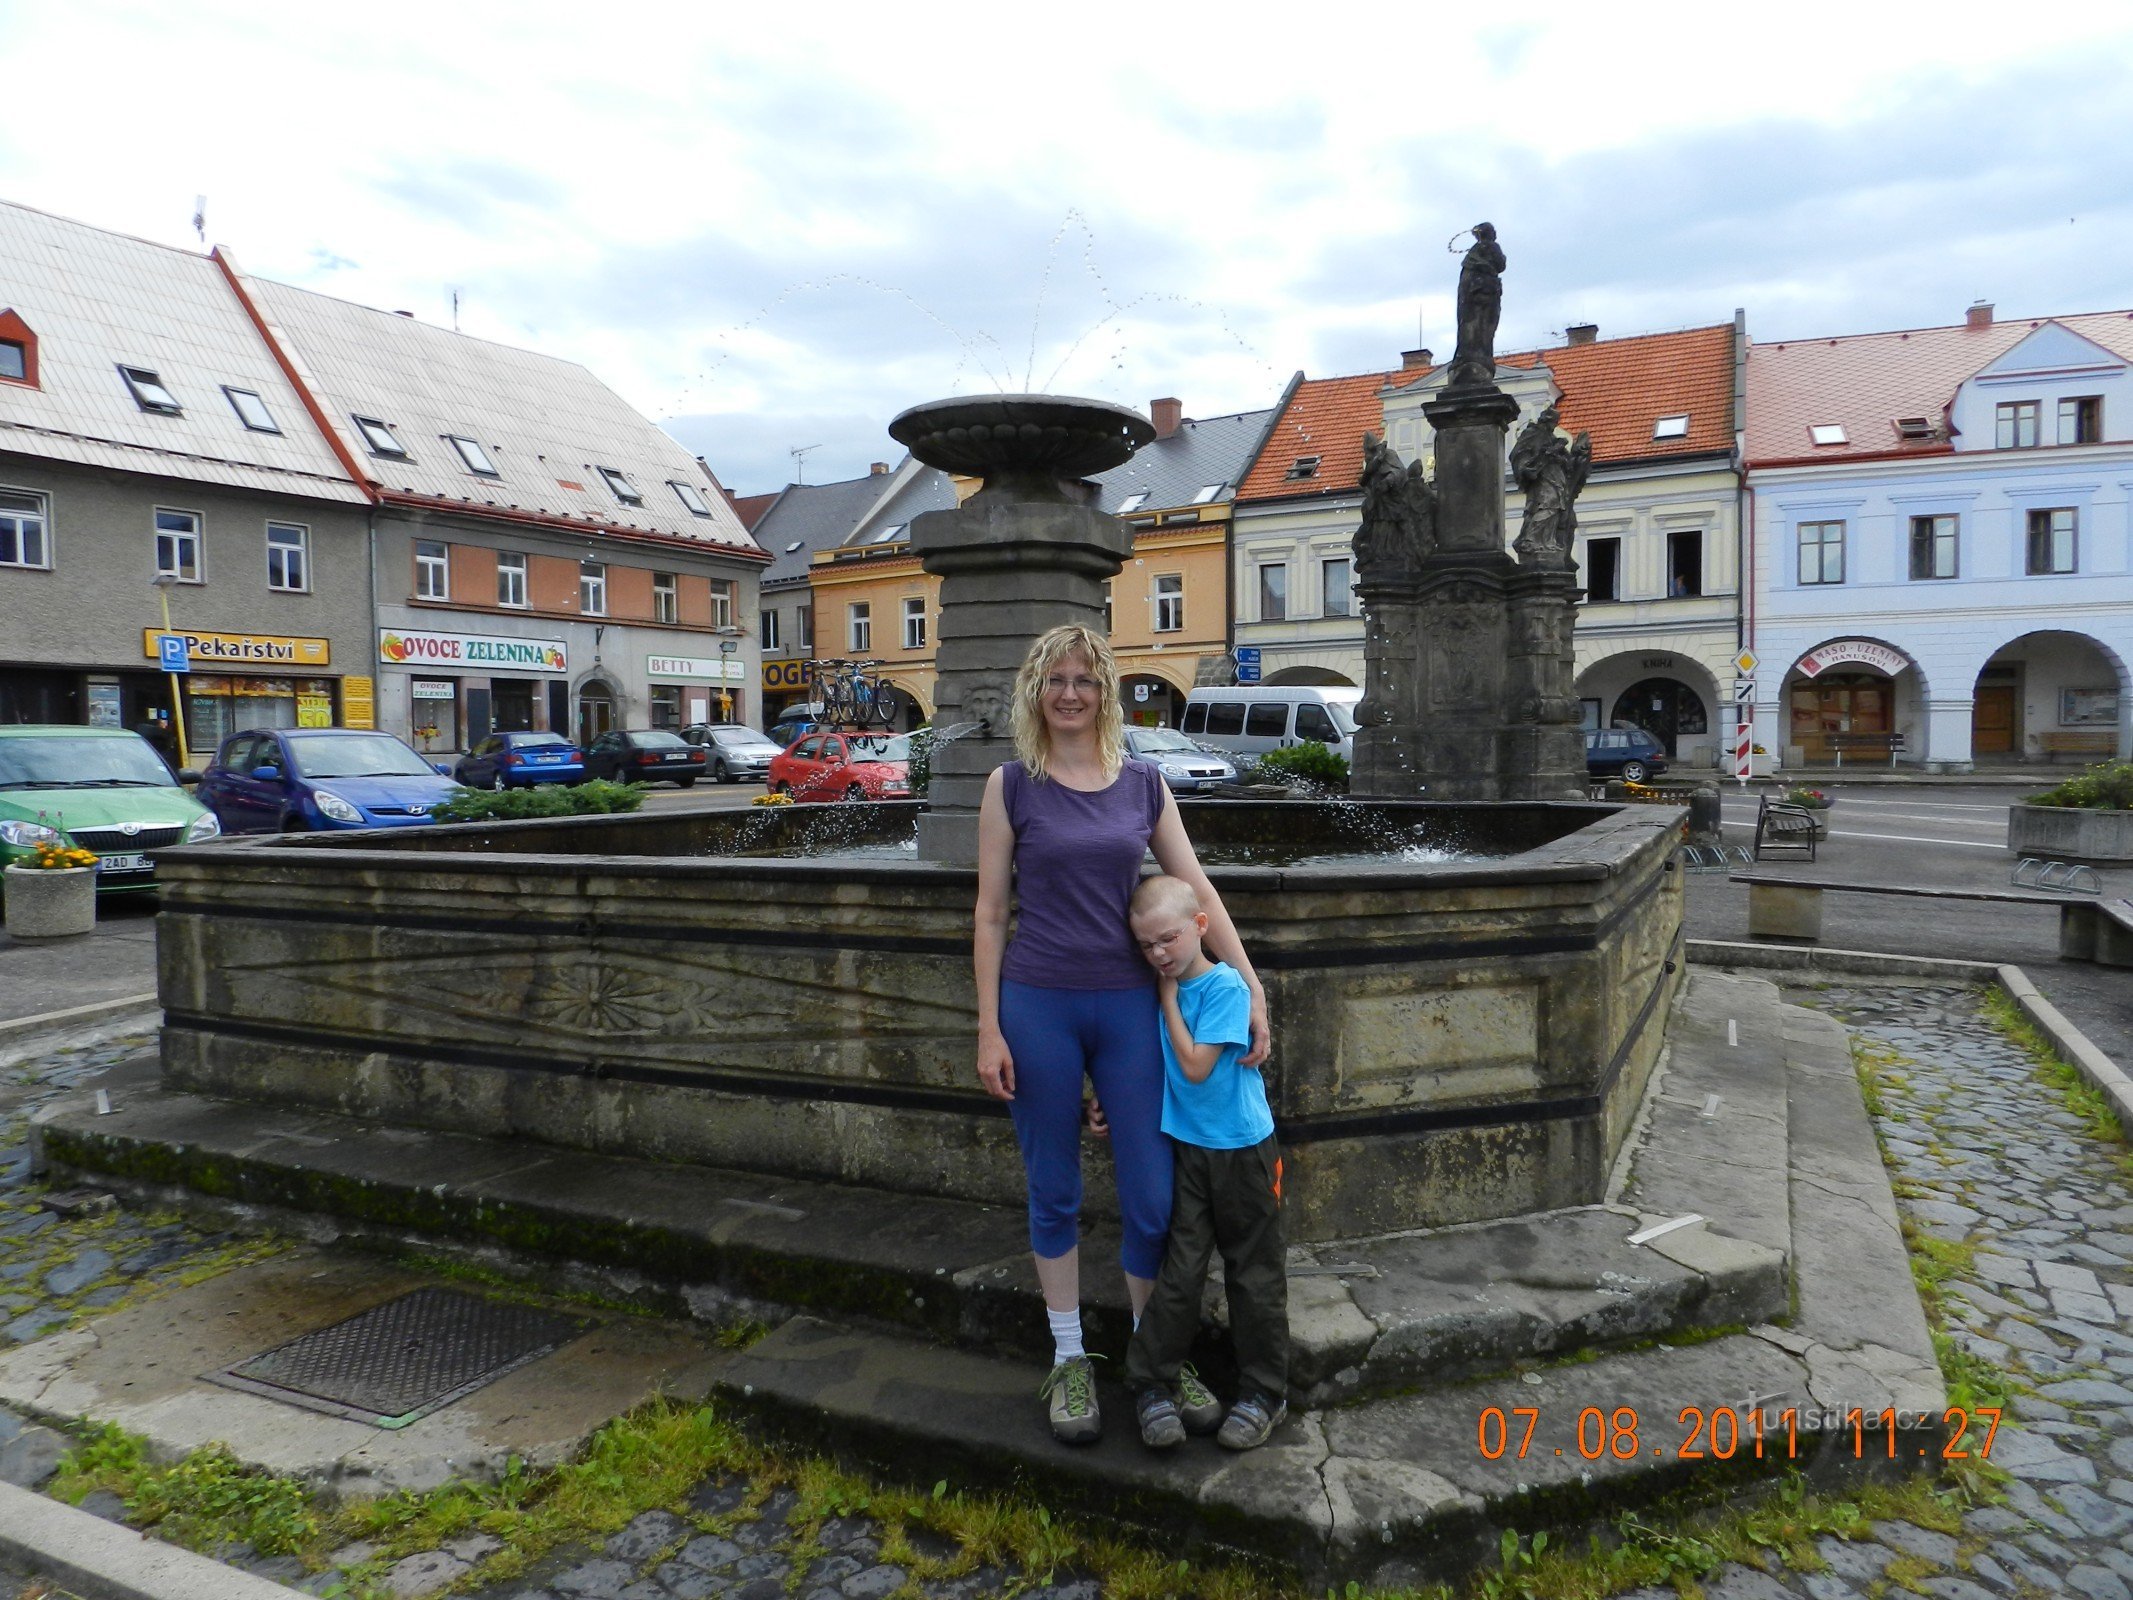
[[1476, 1405, 2000, 1463]]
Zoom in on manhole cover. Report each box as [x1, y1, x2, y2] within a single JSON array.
[[208, 1287, 589, 1429]]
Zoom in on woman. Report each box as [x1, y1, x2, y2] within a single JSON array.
[[973, 623, 1269, 1444]]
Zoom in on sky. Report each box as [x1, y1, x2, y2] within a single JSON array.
[[4, 2, 2132, 496]]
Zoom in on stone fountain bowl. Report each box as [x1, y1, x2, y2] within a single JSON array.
[[888, 394, 1154, 481]]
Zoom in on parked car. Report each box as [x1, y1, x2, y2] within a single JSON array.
[[1180, 686, 1363, 764], [768, 731, 914, 802], [453, 730, 585, 791], [682, 723, 783, 783], [0, 725, 221, 896], [196, 728, 458, 833], [584, 729, 708, 787], [1124, 727, 1239, 794], [1585, 726, 1670, 783], [768, 712, 821, 749]]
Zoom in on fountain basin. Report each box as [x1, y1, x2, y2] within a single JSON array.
[[152, 799, 1683, 1242]]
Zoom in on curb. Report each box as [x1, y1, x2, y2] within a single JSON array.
[[1996, 964, 2133, 1132], [0, 994, 158, 1068], [0, 1481, 308, 1600]]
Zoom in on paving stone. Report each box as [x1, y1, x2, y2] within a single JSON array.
[[75, 1488, 127, 1522], [1997, 1318, 2070, 1355], [1992, 1541, 2066, 1592], [446, 1532, 505, 1563], [1817, 1537, 1894, 1583], [814, 1517, 877, 1551], [2052, 1293, 2122, 1324], [1874, 1521, 1958, 1566], [730, 1581, 787, 1600], [1966, 1552, 2020, 1594], [1994, 1427, 2100, 1484], [677, 1537, 743, 1573], [2007, 1476, 2095, 1539], [2047, 1483, 2133, 1539], [804, 1555, 862, 1585], [41, 1247, 113, 1297], [605, 1510, 689, 1562], [650, 1562, 728, 1600], [2043, 1379, 2133, 1407], [2028, 1533, 2085, 1569], [2016, 1397, 2075, 1423], [1706, 1567, 1794, 1600], [2066, 1567, 2133, 1600], [2038, 1262, 2107, 1295], [839, 1568, 909, 1600], [385, 1550, 471, 1597], [1798, 1575, 1861, 1600], [1922, 1579, 2000, 1600], [0, 1424, 66, 1488], [1965, 1507, 2027, 1536], [552, 1558, 637, 1596]]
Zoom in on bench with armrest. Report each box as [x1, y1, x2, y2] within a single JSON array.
[[1729, 874, 2131, 967], [1823, 731, 1904, 766], [2036, 731, 2117, 762], [1753, 792, 1818, 861]]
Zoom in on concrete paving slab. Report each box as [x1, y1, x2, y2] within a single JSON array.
[[0, 1480, 307, 1599]]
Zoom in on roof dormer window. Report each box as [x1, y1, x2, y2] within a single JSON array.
[[353, 415, 408, 457], [0, 340, 25, 384], [1652, 414, 1689, 441], [1809, 424, 1848, 447], [224, 387, 279, 433], [1285, 455, 1322, 481], [0, 310, 36, 387], [119, 365, 181, 415], [1895, 416, 1934, 440], [670, 480, 713, 517], [446, 435, 500, 477], [597, 466, 642, 505]]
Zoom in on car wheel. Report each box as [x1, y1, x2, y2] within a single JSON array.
[[1620, 760, 1649, 783], [280, 816, 307, 834], [677, 775, 698, 789], [774, 780, 791, 796], [845, 783, 866, 803], [717, 761, 734, 784], [490, 773, 508, 792]]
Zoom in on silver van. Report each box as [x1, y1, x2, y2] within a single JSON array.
[[1180, 686, 1363, 763]]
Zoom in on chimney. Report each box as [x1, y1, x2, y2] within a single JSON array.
[[869, 461, 890, 476], [1566, 323, 1598, 346], [1966, 301, 1994, 330], [393, 310, 415, 319], [1150, 397, 1183, 440], [1400, 348, 1433, 371]]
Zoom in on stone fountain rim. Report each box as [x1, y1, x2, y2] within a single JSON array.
[[886, 392, 1156, 480]]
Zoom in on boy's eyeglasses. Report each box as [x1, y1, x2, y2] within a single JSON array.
[[1042, 676, 1102, 695]]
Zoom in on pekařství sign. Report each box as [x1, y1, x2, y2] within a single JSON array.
[[1793, 639, 1912, 680], [377, 629, 568, 675], [141, 629, 330, 667]]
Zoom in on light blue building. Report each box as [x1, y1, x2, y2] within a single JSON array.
[[1744, 304, 2132, 772]]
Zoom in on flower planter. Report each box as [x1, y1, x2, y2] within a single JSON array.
[[2008, 803, 2133, 863], [3, 864, 97, 939]]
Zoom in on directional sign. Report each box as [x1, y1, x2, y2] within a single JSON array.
[[1234, 646, 1262, 666], [155, 633, 191, 674], [1236, 661, 1262, 684], [1733, 649, 1759, 675]]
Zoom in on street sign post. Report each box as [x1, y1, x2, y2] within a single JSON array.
[[1732, 677, 1755, 786], [156, 633, 190, 674]]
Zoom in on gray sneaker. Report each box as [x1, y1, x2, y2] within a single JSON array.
[[1217, 1393, 1286, 1451], [1176, 1364, 1223, 1435], [1136, 1387, 1185, 1450], [1040, 1356, 1101, 1445]]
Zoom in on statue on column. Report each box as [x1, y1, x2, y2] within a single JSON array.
[[1447, 223, 1506, 390], [1509, 404, 1592, 570], [1354, 432, 1437, 583]]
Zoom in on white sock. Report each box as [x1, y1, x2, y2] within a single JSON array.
[[1048, 1307, 1084, 1365]]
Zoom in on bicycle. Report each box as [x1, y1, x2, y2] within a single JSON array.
[[808, 659, 898, 728]]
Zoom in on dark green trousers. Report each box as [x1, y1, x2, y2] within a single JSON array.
[[1124, 1133, 1288, 1403]]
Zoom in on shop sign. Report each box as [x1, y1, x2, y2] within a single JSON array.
[[343, 677, 375, 729], [140, 628, 330, 667], [410, 679, 458, 701], [1794, 639, 1910, 680], [296, 695, 333, 728], [648, 654, 745, 681], [378, 629, 567, 674], [762, 659, 811, 691]]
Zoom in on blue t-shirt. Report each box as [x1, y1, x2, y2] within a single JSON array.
[[1158, 962, 1272, 1150]]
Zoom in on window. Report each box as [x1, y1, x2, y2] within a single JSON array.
[[903, 595, 927, 650], [1190, 484, 1222, 505], [760, 608, 782, 652], [1322, 558, 1352, 618], [1117, 491, 1150, 514], [1583, 536, 1621, 601], [1808, 423, 1847, 447], [1908, 515, 1958, 580], [1296, 703, 1340, 744], [154, 509, 201, 581], [670, 480, 713, 517], [496, 551, 527, 608], [0, 489, 49, 568], [848, 602, 871, 652], [2027, 508, 2077, 575], [2060, 396, 2102, 445], [447, 435, 499, 477], [1666, 530, 1703, 597], [353, 415, 407, 457], [1154, 572, 1184, 633], [120, 365, 181, 415], [1995, 401, 2040, 450], [1205, 701, 1246, 736], [415, 540, 449, 600], [1258, 563, 1287, 622], [653, 572, 678, 625], [1797, 521, 1845, 585], [798, 604, 814, 649], [1245, 703, 1287, 738], [224, 387, 279, 433], [1285, 456, 1321, 481], [580, 560, 607, 615], [711, 578, 735, 629], [1652, 414, 1689, 441], [649, 686, 682, 731], [0, 341, 25, 383], [597, 467, 642, 505], [1895, 416, 1934, 440], [266, 522, 308, 592]]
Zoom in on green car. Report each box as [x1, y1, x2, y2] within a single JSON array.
[[0, 725, 222, 896]]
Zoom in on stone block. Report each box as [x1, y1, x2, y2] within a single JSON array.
[[1747, 882, 1822, 941]]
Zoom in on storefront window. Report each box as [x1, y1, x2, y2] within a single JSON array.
[[650, 686, 682, 730], [185, 674, 338, 747]]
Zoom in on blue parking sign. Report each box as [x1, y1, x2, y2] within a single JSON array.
[[156, 633, 191, 673]]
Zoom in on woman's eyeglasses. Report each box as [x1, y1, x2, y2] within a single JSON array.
[[1042, 676, 1102, 695]]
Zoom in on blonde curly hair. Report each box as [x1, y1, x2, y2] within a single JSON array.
[[1009, 624, 1124, 783]]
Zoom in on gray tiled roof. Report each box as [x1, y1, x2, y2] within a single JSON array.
[[838, 463, 960, 550], [1091, 408, 1275, 515], [754, 472, 900, 586]]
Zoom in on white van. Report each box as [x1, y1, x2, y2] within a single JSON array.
[[1180, 685, 1364, 763]]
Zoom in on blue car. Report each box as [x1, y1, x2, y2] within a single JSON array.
[[454, 730, 585, 791], [197, 728, 459, 833], [1584, 726, 1671, 783]]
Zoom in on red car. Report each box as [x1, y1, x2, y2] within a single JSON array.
[[768, 731, 914, 802]]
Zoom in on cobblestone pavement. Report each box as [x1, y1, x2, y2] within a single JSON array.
[[0, 1555, 81, 1600]]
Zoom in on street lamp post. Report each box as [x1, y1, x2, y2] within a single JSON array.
[[151, 575, 192, 771]]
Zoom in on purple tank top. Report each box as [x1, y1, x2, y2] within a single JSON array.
[[1001, 758, 1167, 990]]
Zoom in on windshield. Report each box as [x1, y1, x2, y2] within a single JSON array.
[[711, 727, 775, 747], [512, 733, 574, 750], [633, 732, 689, 750], [847, 735, 912, 762], [285, 734, 438, 780], [0, 735, 176, 790], [1129, 728, 1202, 754], [1327, 699, 1359, 733]]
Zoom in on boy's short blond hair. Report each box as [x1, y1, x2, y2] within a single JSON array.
[[1129, 873, 1201, 923]]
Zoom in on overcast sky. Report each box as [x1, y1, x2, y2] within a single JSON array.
[[5, 3, 2131, 495]]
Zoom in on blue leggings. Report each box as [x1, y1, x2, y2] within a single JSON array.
[[999, 980, 1172, 1280]]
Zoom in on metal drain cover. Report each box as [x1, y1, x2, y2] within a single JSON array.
[[209, 1287, 589, 1429]]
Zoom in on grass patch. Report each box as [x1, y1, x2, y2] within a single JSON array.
[[1981, 987, 2131, 1154]]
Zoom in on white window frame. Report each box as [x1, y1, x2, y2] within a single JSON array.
[[798, 604, 814, 650], [154, 507, 202, 583], [653, 571, 678, 625], [447, 435, 500, 477], [265, 521, 310, 593], [760, 608, 782, 651], [415, 539, 449, 601], [1996, 401, 2040, 450], [848, 602, 871, 653], [902, 595, 926, 650], [120, 365, 181, 414], [354, 415, 408, 457], [580, 560, 608, 615], [709, 578, 734, 629], [670, 480, 712, 517], [2027, 508, 2077, 576], [224, 387, 279, 433], [1652, 414, 1689, 441], [1153, 572, 1184, 633], [0, 486, 51, 570], [597, 467, 643, 506], [1321, 557, 1352, 618], [1796, 521, 1845, 586], [496, 551, 528, 608]]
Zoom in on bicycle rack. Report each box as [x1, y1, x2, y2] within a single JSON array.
[[2013, 857, 2103, 894], [1675, 844, 1751, 875]]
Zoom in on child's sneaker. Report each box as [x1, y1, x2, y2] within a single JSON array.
[[1217, 1393, 1286, 1451], [1135, 1388, 1185, 1450], [1039, 1355, 1101, 1444], [1176, 1364, 1223, 1435]]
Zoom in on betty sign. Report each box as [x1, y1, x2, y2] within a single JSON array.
[[378, 629, 568, 675], [1793, 639, 1911, 680]]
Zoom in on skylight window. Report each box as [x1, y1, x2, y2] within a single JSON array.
[[868, 523, 906, 545], [670, 480, 713, 517], [597, 466, 643, 505], [1809, 424, 1848, 447], [353, 415, 407, 457], [1191, 483, 1223, 504], [785, 541, 804, 553], [1895, 416, 1934, 440], [1652, 414, 1689, 440], [223, 387, 278, 433], [1285, 455, 1321, 481], [119, 365, 181, 415], [1118, 491, 1150, 513], [447, 435, 500, 477]]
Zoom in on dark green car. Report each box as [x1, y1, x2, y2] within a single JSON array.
[[0, 725, 222, 896]]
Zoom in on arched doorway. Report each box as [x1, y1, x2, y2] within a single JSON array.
[[1973, 630, 2128, 765], [576, 679, 617, 747], [1609, 678, 1709, 758], [1121, 673, 1186, 728], [1785, 638, 1918, 765]]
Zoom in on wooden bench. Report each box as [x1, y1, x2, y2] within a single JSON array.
[[1824, 731, 1904, 766], [1730, 874, 2129, 966], [2037, 731, 2117, 762], [1753, 793, 1818, 861]]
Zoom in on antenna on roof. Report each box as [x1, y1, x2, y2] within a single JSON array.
[[451, 288, 461, 333], [790, 444, 824, 485], [191, 195, 206, 247]]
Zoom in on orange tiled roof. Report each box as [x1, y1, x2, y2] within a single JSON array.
[[1235, 369, 1404, 503]]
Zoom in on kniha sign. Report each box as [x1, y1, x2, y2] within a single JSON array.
[[1792, 639, 1911, 680], [378, 629, 568, 675]]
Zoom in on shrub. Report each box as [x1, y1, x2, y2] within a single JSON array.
[[905, 726, 935, 798], [2027, 760, 2133, 812], [1783, 785, 1832, 809], [1249, 742, 1349, 791], [429, 779, 648, 824]]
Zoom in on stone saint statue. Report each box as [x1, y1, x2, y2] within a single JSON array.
[[1354, 432, 1436, 583], [1509, 404, 1592, 570], [1447, 223, 1507, 389]]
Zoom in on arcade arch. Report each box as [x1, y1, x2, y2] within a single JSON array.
[[1970, 630, 2128, 764], [1574, 652, 1721, 764]]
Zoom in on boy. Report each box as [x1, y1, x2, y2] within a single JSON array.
[[1122, 873, 1288, 1451]]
